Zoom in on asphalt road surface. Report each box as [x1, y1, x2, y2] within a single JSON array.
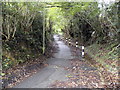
[[14, 35, 74, 88]]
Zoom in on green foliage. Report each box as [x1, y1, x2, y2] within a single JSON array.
[[2, 1, 118, 70], [2, 2, 52, 70], [57, 2, 118, 45]]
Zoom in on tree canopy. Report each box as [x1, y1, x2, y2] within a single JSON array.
[[1, 1, 119, 71]]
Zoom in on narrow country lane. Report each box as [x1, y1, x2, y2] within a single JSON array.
[[13, 35, 104, 88], [3, 2, 119, 88], [14, 35, 74, 88]]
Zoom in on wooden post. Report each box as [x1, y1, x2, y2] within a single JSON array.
[[76, 41, 78, 48], [76, 41, 78, 53], [82, 46, 85, 58]]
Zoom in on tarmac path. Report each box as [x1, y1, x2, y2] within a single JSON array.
[[14, 35, 74, 88]]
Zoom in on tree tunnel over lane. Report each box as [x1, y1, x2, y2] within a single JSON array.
[[2, 1, 119, 88], [45, 2, 105, 46]]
